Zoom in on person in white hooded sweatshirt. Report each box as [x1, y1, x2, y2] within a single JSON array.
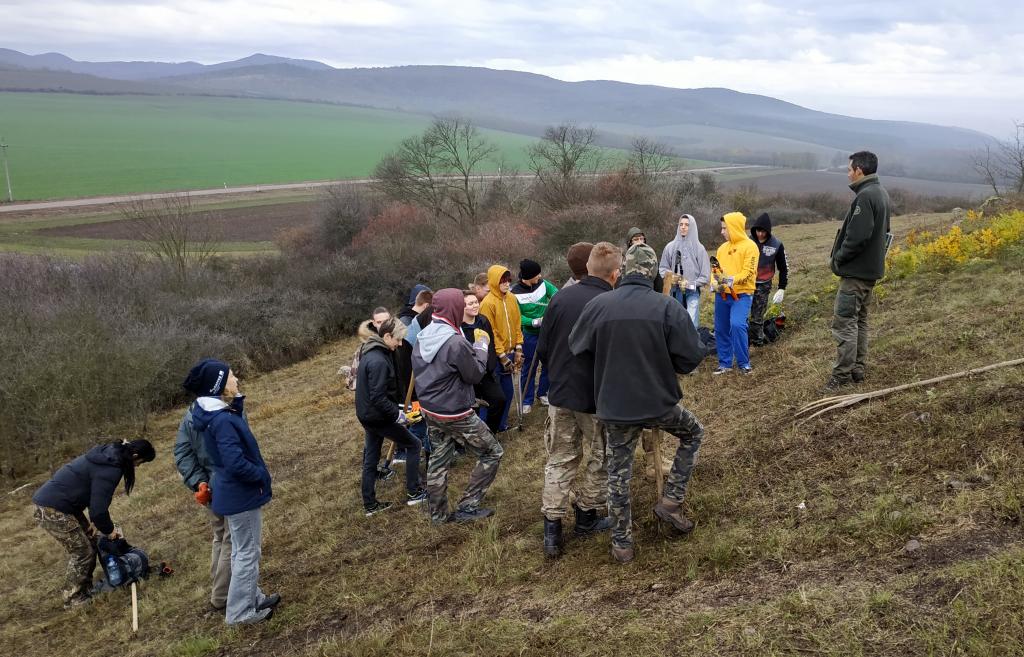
[[659, 213, 711, 327]]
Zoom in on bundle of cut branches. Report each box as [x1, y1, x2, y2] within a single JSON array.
[[795, 358, 1024, 422]]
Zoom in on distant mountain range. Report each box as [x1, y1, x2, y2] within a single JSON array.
[[0, 48, 991, 182]]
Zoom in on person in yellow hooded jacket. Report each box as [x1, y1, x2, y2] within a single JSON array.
[[712, 212, 759, 374], [479, 265, 524, 431]]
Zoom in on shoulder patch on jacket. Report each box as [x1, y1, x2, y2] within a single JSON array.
[[853, 205, 862, 216]]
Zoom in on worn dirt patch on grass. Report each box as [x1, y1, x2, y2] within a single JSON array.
[[35, 201, 317, 242]]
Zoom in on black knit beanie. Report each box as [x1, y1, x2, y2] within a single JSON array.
[[519, 259, 541, 281], [182, 358, 231, 397]]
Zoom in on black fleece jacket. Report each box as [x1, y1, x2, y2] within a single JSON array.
[[750, 213, 789, 289], [536, 276, 613, 414], [569, 274, 706, 423]]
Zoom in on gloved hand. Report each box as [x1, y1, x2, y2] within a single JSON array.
[[472, 328, 490, 350], [531, 317, 542, 328], [772, 289, 785, 304], [405, 409, 422, 424], [194, 481, 212, 505], [500, 355, 513, 373], [724, 276, 735, 288], [514, 348, 524, 368], [397, 410, 408, 425], [677, 278, 688, 290]]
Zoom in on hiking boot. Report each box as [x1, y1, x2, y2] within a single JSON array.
[[364, 501, 393, 517], [852, 370, 865, 383], [739, 366, 753, 375], [539, 395, 550, 406], [376, 466, 395, 482], [543, 517, 563, 558], [610, 544, 635, 564], [452, 507, 494, 523], [712, 367, 731, 375], [823, 375, 852, 392], [63, 594, 92, 610], [572, 505, 611, 536], [653, 497, 695, 534], [406, 489, 428, 506], [256, 593, 281, 611]]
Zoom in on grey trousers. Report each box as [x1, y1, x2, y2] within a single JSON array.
[[831, 277, 875, 379], [225, 508, 271, 625]]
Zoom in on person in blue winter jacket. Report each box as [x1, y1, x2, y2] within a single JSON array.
[[184, 358, 281, 625]]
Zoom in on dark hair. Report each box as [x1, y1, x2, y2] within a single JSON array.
[[115, 439, 155, 496], [371, 306, 389, 317], [376, 316, 407, 340], [414, 290, 433, 306], [849, 151, 878, 175]]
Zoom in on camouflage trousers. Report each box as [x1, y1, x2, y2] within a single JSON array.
[[748, 280, 773, 344], [541, 406, 606, 520], [425, 413, 505, 523], [605, 405, 704, 549], [33, 506, 96, 605], [831, 277, 874, 379]]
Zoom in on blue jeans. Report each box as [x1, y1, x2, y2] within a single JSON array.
[[671, 286, 701, 328], [520, 332, 549, 406], [225, 508, 271, 625], [362, 422, 422, 507], [714, 293, 753, 369]]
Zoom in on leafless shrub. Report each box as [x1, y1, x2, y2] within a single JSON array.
[[528, 123, 602, 210], [120, 194, 221, 283]]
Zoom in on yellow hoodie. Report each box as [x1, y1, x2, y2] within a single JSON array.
[[479, 265, 523, 357], [715, 212, 760, 295]]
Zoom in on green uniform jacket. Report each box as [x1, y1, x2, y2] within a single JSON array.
[[511, 279, 559, 336], [830, 174, 891, 281]]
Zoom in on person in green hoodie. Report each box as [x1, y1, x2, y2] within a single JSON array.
[[512, 259, 558, 413], [827, 151, 891, 391]]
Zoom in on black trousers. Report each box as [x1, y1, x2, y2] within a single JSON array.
[[475, 373, 507, 435]]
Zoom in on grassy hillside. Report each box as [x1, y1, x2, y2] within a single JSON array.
[[0, 93, 539, 200], [2, 212, 1022, 656]]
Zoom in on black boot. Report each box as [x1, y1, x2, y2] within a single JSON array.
[[543, 517, 563, 558], [573, 504, 612, 536]]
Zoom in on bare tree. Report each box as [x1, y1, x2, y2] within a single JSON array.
[[973, 120, 1024, 196], [121, 194, 220, 282], [627, 136, 677, 183], [373, 117, 497, 224], [528, 123, 601, 209]]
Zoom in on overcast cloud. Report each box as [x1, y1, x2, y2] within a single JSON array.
[[3, 0, 1021, 135]]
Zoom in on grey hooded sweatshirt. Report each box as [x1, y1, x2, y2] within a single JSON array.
[[659, 214, 711, 288], [411, 289, 489, 420]]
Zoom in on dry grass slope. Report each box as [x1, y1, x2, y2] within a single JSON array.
[[1, 212, 1022, 656]]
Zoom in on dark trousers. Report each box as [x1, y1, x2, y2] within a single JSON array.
[[520, 332, 550, 405], [361, 421, 421, 508], [475, 373, 507, 435]]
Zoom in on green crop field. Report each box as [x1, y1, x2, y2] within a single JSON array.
[[0, 93, 543, 200]]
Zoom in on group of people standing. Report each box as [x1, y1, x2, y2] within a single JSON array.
[[30, 151, 890, 614]]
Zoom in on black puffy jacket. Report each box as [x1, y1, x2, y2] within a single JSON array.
[[32, 444, 127, 534], [356, 336, 401, 427]]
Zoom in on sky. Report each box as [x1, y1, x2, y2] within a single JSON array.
[[3, 0, 1022, 136]]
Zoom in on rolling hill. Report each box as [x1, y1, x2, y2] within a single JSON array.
[[0, 49, 992, 183]]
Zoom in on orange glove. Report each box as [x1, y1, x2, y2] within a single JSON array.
[[194, 482, 212, 505]]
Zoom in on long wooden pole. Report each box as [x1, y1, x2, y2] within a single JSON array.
[[131, 582, 139, 632], [795, 357, 1024, 421]]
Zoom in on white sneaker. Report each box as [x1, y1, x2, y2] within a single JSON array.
[[539, 396, 550, 406], [522, 405, 532, 414]]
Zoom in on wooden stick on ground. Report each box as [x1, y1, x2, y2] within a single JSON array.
[[131, 582, 139, 633], [795, 357, 1024, 422], [652, 430, 665, 500]]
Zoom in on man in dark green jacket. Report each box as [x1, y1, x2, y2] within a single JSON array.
[[827, 151, 891, 390]]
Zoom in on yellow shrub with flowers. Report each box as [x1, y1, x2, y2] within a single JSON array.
[[886, 210, 1024, 278]]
